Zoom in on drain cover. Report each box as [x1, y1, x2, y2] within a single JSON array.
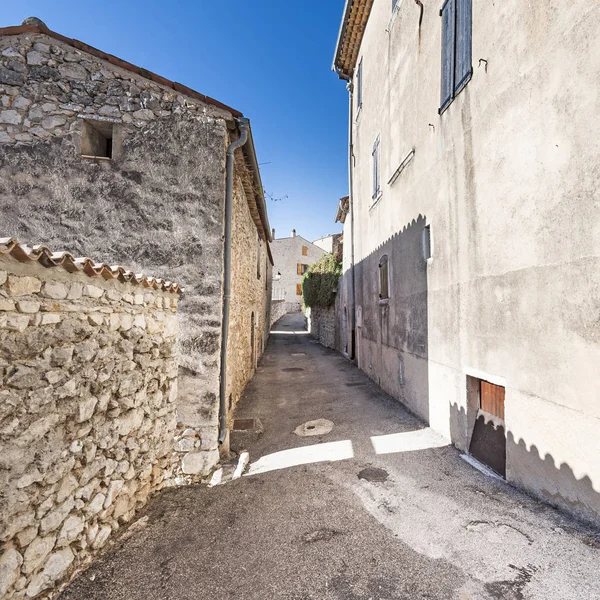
[[282, 367, 304, 372], [232, 418, 257, 431], [294, 418, 334, 437], [358, 467, 389, 482], [346, 382, 367, 387]]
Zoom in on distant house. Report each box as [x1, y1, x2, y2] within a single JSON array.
[[332, 1, 600, 524], [313, 232, 343, 261], [0, 17, 273, 472], [271, 229, 325, 312]]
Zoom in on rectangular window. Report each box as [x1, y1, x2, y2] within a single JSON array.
[[440, 0, 472, 113], [372, 136, 381, 202], [379, 254, 389, 300], [297, 264, 309, 275], [356, 58, 363, 110], [302, 245, 308, 256], [81, 120, 114, 159], [422, 224, 432, 260], [296, 283, 302, 296]]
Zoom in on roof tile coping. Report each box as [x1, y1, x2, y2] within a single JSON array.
[[0, 23, 243, 119], [0, 237, 183, 294]]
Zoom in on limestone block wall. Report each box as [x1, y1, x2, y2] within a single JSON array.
[[0, 30, 232, 471], [306, 305, 338, 350], [0, 247, 180, 599], [270, 300, 287, 328]]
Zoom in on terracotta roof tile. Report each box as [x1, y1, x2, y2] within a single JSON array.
[[0, 238, 182, 294]]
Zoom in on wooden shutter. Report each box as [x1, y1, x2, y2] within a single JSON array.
[[302, 246, 308, 256], [297, 263, 303, 275], [455, 0, 472, 94], [480, 381, 505, 420], [379, 255, 389, 299], [296, 283, 302, 296], [440, 0, 455, 113]]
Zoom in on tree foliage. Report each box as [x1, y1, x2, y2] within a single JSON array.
[[301, 253, 342, 308]]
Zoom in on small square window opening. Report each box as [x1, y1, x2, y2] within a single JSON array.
[[81, 120, 114, 159], [379, 254, 389, 300]]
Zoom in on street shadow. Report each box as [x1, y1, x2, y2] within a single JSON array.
[[351, 215, 430, 423], [450, 402, 600, 528]]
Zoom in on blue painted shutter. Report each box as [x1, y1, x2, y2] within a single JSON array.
[[455, 0, 472, 94], [440, 0, 455, 112], [357, 59, 363, 108]]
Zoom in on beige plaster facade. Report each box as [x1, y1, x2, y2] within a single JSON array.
[[334, 0, 600, 524]]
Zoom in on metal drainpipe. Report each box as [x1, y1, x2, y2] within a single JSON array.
[[218, 118, 249, 445], [346, 80, 357, 361]]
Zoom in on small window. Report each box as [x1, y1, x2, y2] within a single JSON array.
[[356, 58, 363, 110], [81, 119, 113, 159], [302, 245, 308, 256], [379, 254, 389, 300], [297, 263, 309, 275], [296, 283, 302, 296], [372, 136, 381, 202], [440, 0, 472, 113], [422, 225, 432, 260]]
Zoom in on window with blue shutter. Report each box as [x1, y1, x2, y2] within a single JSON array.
[[440, 0, 472, 113]]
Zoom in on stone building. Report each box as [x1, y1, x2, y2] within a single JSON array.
[[270, 229, 325, 312], [313, 232, 343, 261], [0, 18, 273, 473], [332, 0, 600, 524]]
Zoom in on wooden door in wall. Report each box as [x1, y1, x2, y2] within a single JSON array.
[[468, 380, 506, 477]]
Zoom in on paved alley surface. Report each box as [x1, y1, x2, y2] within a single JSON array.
[[60, 313, 600, 600]]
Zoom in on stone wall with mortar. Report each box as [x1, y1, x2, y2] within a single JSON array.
[[223, 176, 271, 434], [0, 30, 233, 476], [270, 300, 287, 328], [0, 252, 179, 599], [306, 303, 339, 351]]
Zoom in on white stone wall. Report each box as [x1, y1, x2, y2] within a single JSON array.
[[339, 0, 600, 522], [0, 254, 180, 599], [305, 306, 337, 350]]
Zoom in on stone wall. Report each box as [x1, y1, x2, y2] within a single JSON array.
[[270, 300, 287, 328], [306, 305, 338, 350], [0, 250, 179, 599], [224, 175, 271, 435], [0, 30, 231, 475]]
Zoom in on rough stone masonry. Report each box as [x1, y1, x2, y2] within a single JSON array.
[[0, 242, 181, 599]]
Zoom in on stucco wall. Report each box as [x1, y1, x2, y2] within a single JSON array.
[[0, 253, 179, 599], [271, 235, 325, 310], [341, 1, 600, 523], [0, 31, 232, 474]]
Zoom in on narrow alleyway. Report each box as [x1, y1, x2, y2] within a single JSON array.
[[61, 313, 600, 600]]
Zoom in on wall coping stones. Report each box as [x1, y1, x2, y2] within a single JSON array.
[[0, 237, 183, 294]]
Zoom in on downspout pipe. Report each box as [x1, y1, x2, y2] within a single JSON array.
[[219, 118, 249, 445], [346, 80, 357, 361]]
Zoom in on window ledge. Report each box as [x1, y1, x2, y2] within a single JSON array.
[[378, 298, 390, 305], [369, 192, 383, 211], [81, 155, 111, 161]]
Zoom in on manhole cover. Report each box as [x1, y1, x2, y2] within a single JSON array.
[[294, 418, 334, 437], [291, 352, 306, 357], [233, 418, 257, 431], [346, 382, 367, 387], [358, 467, 389, 482], [282, 367, 304, 372]]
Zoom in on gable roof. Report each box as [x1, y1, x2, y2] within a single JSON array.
[[332, 0, 375, 79], [0, 22, 242, 118]]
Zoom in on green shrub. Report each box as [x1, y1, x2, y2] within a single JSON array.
[[302, 253, 342, 308]]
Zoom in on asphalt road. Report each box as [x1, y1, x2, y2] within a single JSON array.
[[60, 312, 600, 600]]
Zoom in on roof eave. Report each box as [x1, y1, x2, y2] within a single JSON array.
[[332, 0, 354, 79], [0, 24, 243, 117]]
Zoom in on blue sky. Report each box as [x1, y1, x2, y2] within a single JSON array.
[[4, 1, 348, 242]]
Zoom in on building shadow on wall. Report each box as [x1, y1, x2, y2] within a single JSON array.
[[450, 402, 600, 529], [350, 215, 430, 424]]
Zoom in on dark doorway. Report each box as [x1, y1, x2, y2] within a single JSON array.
[[468, 379, 506, 477]]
